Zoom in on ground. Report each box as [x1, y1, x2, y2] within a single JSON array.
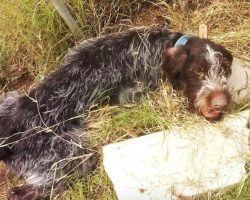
[[0, 0, 249, 199]]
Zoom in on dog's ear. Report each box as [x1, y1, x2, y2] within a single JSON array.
[[161, 46, 188, 89], [162, 46, 188, 78]]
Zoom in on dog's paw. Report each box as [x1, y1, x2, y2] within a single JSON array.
[[7, 185, 40, 200]]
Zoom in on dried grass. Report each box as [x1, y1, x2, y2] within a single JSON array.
[[0, 0, 249, 199]]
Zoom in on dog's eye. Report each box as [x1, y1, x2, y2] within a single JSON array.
[[194, 68, 204, 77]]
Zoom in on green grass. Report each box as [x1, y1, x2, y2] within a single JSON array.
[[0, 0, 249, 199], [0, 0, 79, 84]]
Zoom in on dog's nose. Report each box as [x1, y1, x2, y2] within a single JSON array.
[[211, 94, 229, 110]]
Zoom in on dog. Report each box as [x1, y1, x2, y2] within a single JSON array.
[[0, 26, 233, 199]]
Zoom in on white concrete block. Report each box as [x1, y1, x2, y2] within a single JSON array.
[[228, 58, 250, 103], [103, 111, 249, 200]]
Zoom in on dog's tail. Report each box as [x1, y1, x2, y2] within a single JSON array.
[[0, 91, 20, 159]]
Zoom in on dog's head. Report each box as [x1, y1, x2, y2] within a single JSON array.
[[162, 36, 233, 120]]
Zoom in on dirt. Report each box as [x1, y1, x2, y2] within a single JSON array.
[[0, 65, 34, 93], [133, 5, 168, 26]]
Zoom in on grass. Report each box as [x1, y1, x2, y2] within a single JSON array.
[[0, 0, 249, 199]]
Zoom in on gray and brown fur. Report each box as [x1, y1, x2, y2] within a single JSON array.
[[0, 26, 233, 199]]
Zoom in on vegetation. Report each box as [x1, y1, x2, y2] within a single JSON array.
[[0, 0, 249, 199]]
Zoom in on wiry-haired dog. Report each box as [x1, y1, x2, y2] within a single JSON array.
[[0, 26, 233, 199]]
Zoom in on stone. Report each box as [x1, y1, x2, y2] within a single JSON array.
[[228, 58, 250, 103], [103, 110, 249, 200]]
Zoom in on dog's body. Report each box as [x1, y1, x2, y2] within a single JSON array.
[[0, 26, 233, 199]]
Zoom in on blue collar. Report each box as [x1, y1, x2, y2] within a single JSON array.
[[174, 35, 191, 47]]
